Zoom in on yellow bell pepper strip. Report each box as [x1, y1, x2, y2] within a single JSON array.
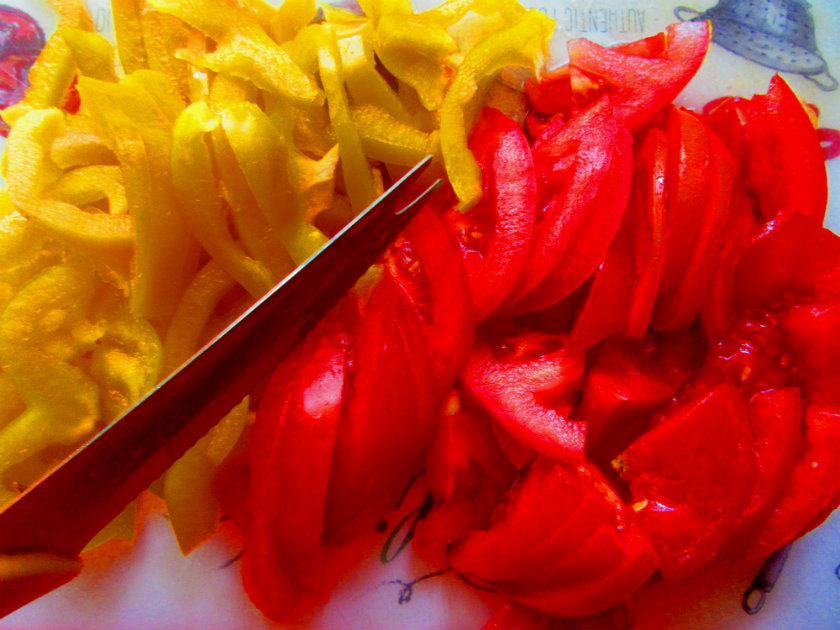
[[0, 344, 100, 506], [318, 24, 378, 213], [170, 101, 274, 298], [123, 70, 189, 124], [269, 0, 317, 44], [89, 287, 163, 422], [211, 114, 296, 281], [236, 0, 278, 34], [209, 74, 259, 110], [339, 29, 411, 123], [140, 9, 198, 100], [0, 260, 98, 364], [352, 104, 435, 166], [50, 122, 118, 170], [84, 501, 137, 549], [321, 3, 368, 38], [149, 0, 322, 106], [45, 165, 128, 215], [358, 0, 413, 22], [161, 259, 235, 374], [111, 0, 149, 74], [0, 372, 25, 434], [4, 108, 134, 269], [50, 0, 95, 30], [217, 102, 300, 248], [78, 76, 197, 320], [374, 13, 458, 111], [441, 8, 553, 209], [60, 28, 118, 82], [164, 396, 248, 554]]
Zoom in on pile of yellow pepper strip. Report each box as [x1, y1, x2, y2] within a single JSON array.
[[0, 0, 552, 554]]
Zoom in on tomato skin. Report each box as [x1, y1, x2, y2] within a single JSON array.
[[450, 459, 656, 618], [242, 306, 352, 620], [447, 107, 538, 321], [504, 96, 633, 314], [615, 383, 757, 581], [743, 405, 840, 559], [323, 274, 437, 542], [566, 21, 710, 133], [389, 203, 474, 397], [461, 326, 586, 462]]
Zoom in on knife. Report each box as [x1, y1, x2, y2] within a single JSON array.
[[0, 156, 439, 617]]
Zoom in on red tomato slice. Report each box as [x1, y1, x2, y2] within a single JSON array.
[[446, 107, 537, 321], [742, 75, 828, 223], [744, 404, 840, 559], [715, 387, 802, 563], [567, 214, 635, 350], [615, 382, 757, 581], [242, 305, 352, 621], [734, 212, 840, 310], [504, 96, 633, 313], [460, 326, 586, 461], [388, 203, 474, 396], [626, 126, 668, 338], [783, 293, 840, 407], [413, 390, 517, 564], [322, 274, 436, 542], [581, 329, 705, 465], [451, 459, 655, 618], [652, 111, 737, 331], [567, 21, 710, 133]]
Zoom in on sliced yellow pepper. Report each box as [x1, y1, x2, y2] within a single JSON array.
[[352, 104, 434, 166], [441, 8, 553, 209], [60, 28, 118, 82], [318, 24, 378, 213], [170, 101, 273, 297], [111, 0, 149, 74], [149, 0, 322, 106], [45, 165, 128, 215], [269, 0, 317, 44], [4, 108, 134, 268], [50, 121, 118, 169]]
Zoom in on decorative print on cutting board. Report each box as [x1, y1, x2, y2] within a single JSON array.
[[0, 5, 45, 136], [675, 0, 837, 90]]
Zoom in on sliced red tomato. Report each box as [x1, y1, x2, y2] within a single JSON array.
[[615, 382, 757, 581], [744, 404, 840, 559], [626, 126, 668, 338], [388, 203, 474, 396], [322, 274, 436, 542], [460, 326, 586, 461], [698, 188, 757, 343], [782, 291, 840, 407], [413, 390, 517, 564], [566, 21, 710, 133], [242, 305, 352, 621], [580, 329, 705, 465], [714, 387, 802, 563], [503, 96, 633, 313], [734, 212, 840, 310], [445, 107, 538, 322], [567, 214, 635, 350], [742, 74, 828, 223], [652, 112, 737, 331], [450, 459, 656, 618]]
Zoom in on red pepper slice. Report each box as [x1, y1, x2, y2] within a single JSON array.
[[460, 326, 586, 461], [615, 382, 757, 581], [566, 21, 710, 133], [445, 107, 537, 321]]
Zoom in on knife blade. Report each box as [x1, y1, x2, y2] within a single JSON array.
[[0, 156, 438, 615]]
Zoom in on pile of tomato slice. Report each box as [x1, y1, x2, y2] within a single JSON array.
[[224, 20, 840, 625]]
